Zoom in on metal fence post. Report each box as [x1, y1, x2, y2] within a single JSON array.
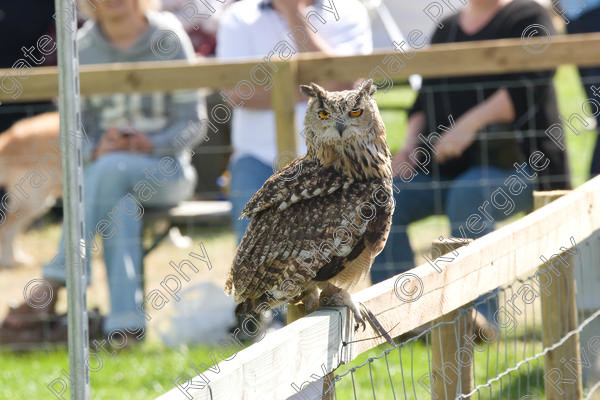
[[55, 0, 90, 398]]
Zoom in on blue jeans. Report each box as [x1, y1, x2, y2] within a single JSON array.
[[371, 166, 534, 321], [228, 156, 273, 243], [566, 6, 600, 175], [43, 152, 197, 334]]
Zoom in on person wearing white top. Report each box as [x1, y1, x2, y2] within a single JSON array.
[[216, 0, 373, 241]]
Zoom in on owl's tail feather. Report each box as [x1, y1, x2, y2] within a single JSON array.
[[224, 275, 233, 296], [234, 298, 260, 319], [234, 301, 253, 318], [233, 292, 277, 319]]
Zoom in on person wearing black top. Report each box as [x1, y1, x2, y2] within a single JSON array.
[[371, 0, 569, 321], [0, 0, 57, 134]]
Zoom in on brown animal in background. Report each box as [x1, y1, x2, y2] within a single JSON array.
[[0, 112, 61, 268]]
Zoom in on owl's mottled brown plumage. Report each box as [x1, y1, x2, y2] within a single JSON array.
[[225, 81, 395, 329]]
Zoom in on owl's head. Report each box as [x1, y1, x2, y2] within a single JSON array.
[[300, 80, 391, 179]]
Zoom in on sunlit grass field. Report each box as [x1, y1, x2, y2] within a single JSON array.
[[0, 65, 595, 399]]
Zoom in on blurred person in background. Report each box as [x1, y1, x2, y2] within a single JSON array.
[[161, 0, 235, 56], [556, 0, 600, 176], [0, 0, 56, 133], [217, 0, 373, 243], [371, 0, 569, 331], [1, 0, 206, 343], [161, 0, 236, 198]]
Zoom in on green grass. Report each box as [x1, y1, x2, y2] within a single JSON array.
[[555, 66, 597, 187], [1, 67, 596, 399], [0, 342, 216, 399], [0, 336, 547, 399], [376, 84, 414, 154]]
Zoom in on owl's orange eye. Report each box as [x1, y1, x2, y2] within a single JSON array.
[[318, 110, 330, 120], [348, 109, 363, 118]]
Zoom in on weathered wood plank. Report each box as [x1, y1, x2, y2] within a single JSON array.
[[296, 32, 600, 83], [0, 58, 265, 102], [272, 61, 298, 161], [3, 33, 600, 103], [156, 308, 350, 400]]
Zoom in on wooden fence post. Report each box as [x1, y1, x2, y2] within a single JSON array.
[[430, 238, 474, 400], [534, 190, 583, 400], [273, 56, 302, 334], [272, 59, 335, 400], [271, 56, 338, 400], [272, 60, 298, 162]]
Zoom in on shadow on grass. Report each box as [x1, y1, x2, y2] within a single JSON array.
[[472, 362, 545, 400]]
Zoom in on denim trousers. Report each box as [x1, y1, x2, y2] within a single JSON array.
[[43, 152, 197, 333], [229, 156, 273, 243], [371, 166, 534, 322]]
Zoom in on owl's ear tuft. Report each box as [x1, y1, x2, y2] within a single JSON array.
[[300, 82, 326, 99], [300, 85, 316, 98], [359, 79, 377, 97]]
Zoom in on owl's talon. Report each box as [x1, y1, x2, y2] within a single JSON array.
[[354, 323, 366, 332], [353, 315, 366, 332]]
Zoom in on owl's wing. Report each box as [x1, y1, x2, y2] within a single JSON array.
[[240, 156, 348, 219], [227, 179, 394, 305]]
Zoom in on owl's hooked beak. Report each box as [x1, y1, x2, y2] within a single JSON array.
[[336, 120, 345, 136]]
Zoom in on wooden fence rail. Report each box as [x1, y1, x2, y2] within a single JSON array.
[[2, 33, 600, 102], [2, 33, 600, 156]]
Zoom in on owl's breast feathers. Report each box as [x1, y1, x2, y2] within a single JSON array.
[[226, 156, 395, 306], [240, 157, 345, 219]]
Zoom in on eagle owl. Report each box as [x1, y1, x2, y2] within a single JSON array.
[[225, 80, 394, 336]]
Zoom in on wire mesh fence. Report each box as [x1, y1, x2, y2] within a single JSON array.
[[371, 75, 589, 283], [323, 270, 600, 400]]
